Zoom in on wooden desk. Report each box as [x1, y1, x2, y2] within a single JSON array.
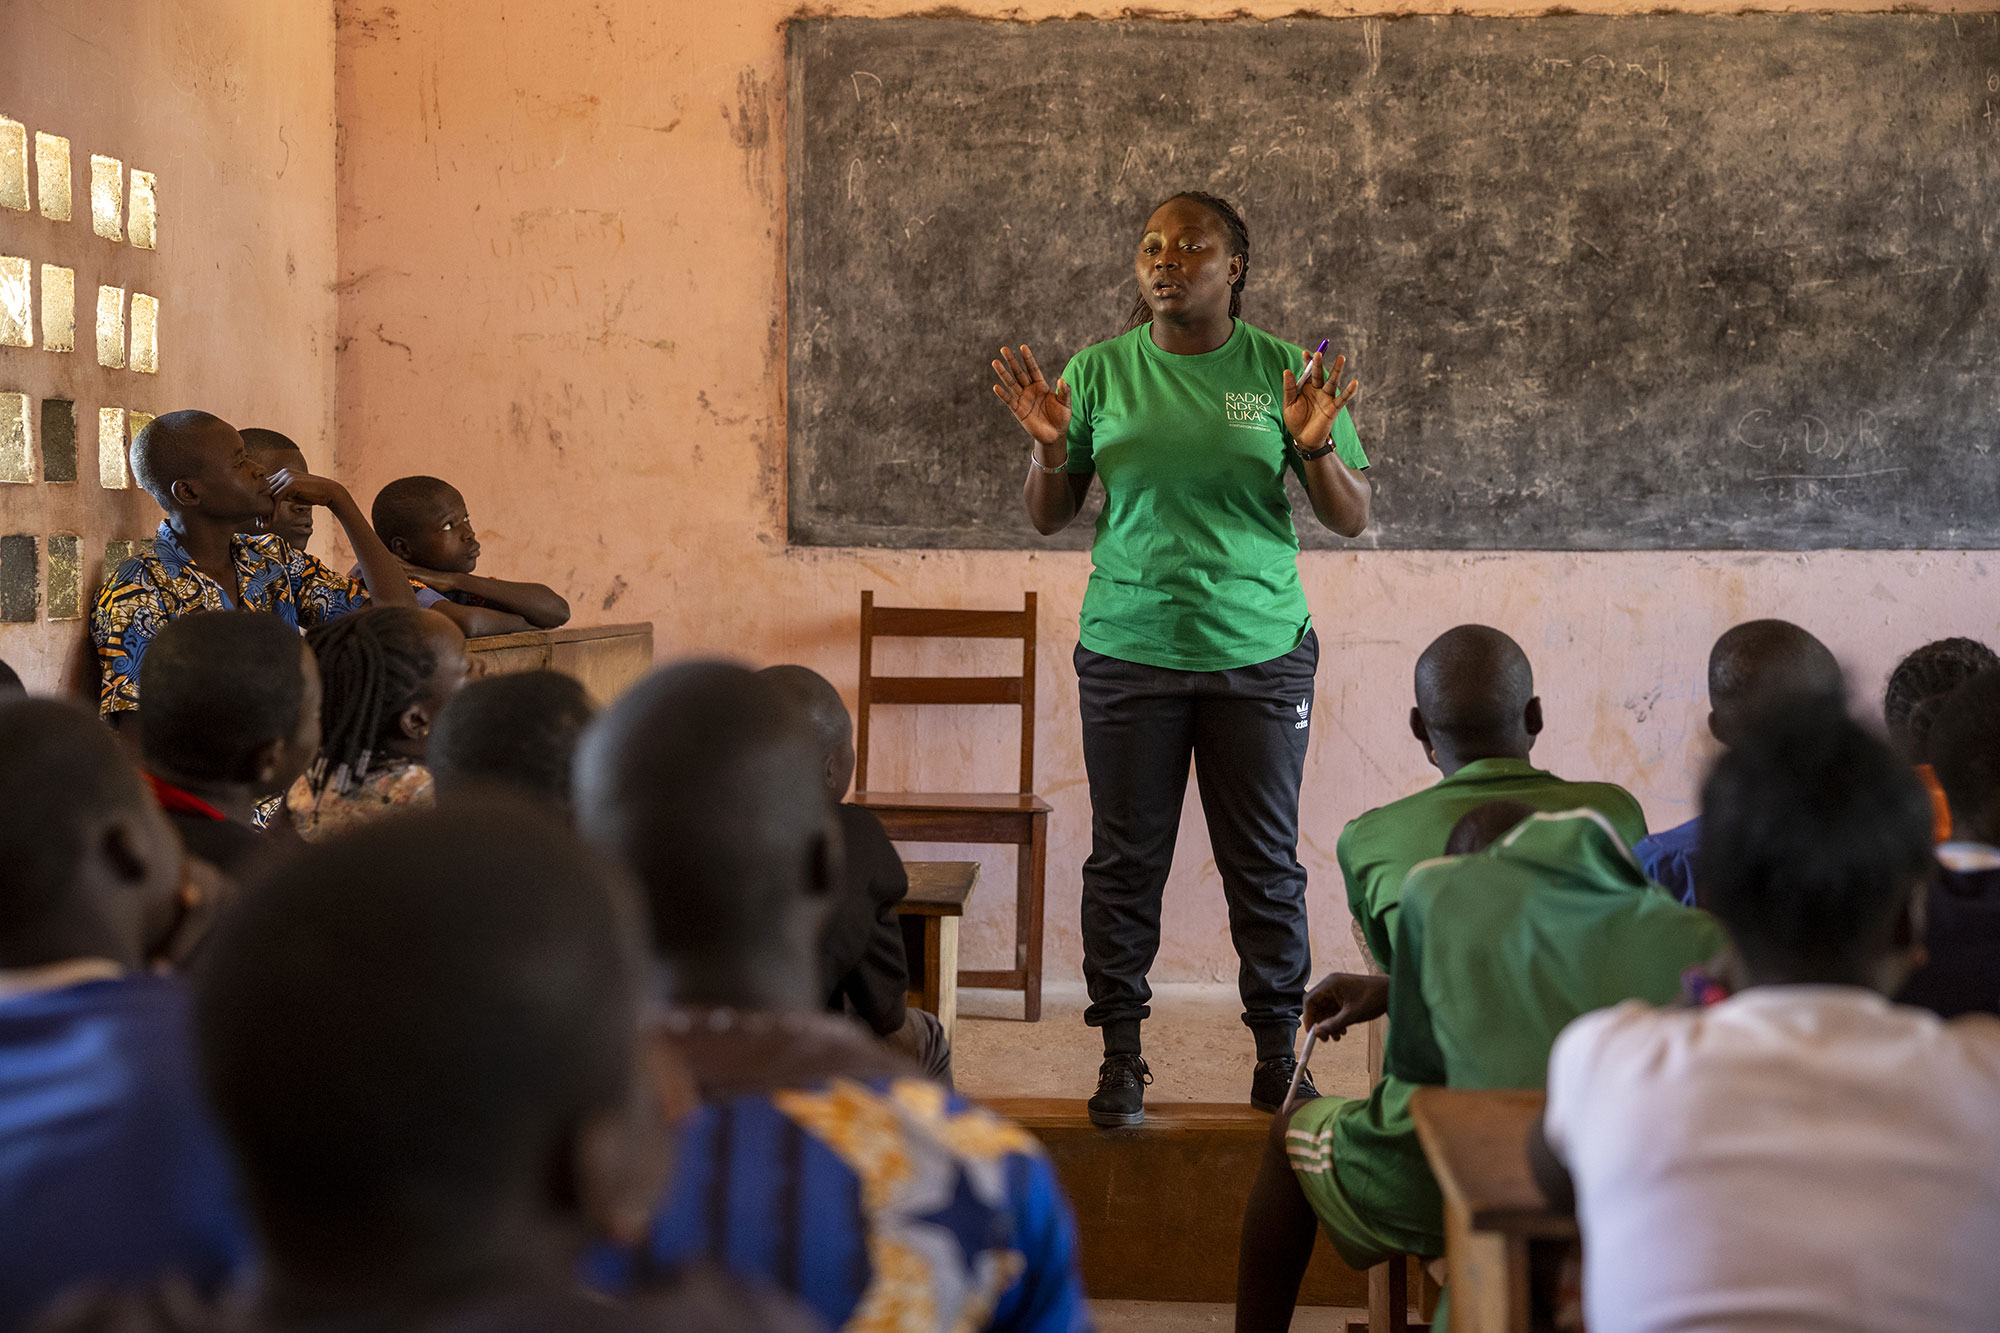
[[896, 860, 978, 1042], [1410, 1087, 1577, 1333], [464, 622, 654, 705]]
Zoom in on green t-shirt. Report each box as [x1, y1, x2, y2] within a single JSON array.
[[1318, 809, 1725, 1258], [1336, 757, 1649, 972], [1060, 320, 1369, 673]]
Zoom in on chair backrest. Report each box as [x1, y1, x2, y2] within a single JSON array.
[[855, 590, 1037, 795]]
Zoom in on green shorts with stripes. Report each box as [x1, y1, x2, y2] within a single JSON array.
[[1283, 1093, 1409, 1272]]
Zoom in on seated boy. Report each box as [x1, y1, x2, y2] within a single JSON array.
[[760, 664, 953, 1085], [1897, 669, 2000, 1018], [429, 669, 596, 820], [1340, 624, 1648, 973], [576, 662, 1088, 1332], [1537, 700, 2000, 1332], [46, 803, 813, 1333], [238, 427, 315, 551], [91, 410, 414, 722], [137, 612, 320, 882], [1235, 800, 1723, 1332], [0, 700, 245, 1329], [1884, 636, 2000, 842], [370, 475, 570, 636], [1634, 619, 1843, 904]]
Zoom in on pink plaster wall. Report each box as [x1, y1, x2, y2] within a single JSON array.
[[332, 0, 2000, 987], [0, 0, 338, 693]]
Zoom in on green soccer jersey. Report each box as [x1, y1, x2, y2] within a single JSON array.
[[1337, 758, 1649, 973], [1059, 320, 1369, 673], [1294, 809, 1724, 1262]]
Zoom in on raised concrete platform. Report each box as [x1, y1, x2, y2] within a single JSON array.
[[958, 983, 1376, 1308], [955, 982, 1371, 1105]]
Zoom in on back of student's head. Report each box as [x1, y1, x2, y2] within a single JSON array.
[[757, 664, 854, 798], [1884, 636, 2000, 762], [1706, 620, 1843, 745], [139, 612, 318, 789], [1413, 625, 1537, 750], [194, 802, 645, 1266], [0, 698, 177, 966], [1698, 698, 1932, 982], [371, 475, 458, 548], [431, 671, 595, 817], [1929, 670, 2000, 839], [304, 606, 456, 793], [0, 658, 23, 695], [574, 660, 834, 960]]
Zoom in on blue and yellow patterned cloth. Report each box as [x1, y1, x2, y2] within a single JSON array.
[[615, 1075, 1090, 1333], [90, 520, 369, 715]]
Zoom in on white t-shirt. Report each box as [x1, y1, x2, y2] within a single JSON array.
[[1545, 987, 2000, 1333]]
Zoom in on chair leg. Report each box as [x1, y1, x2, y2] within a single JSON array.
[[1347, 1259, 1412, 1333], [1023, 811, 1046, 1021], [1372, 1256, 1409, 1333]]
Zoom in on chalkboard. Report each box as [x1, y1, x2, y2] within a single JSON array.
[[786, 15, 2000, 550]]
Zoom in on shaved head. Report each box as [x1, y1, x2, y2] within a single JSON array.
[[574, 661, 836, 966], [371, 476, 460, 548], [130, 410, 238, 509], [758, 665, 850, 755], [1708, 620, 1842, 743], [1414, 626, 1537, 751], [0, 698, 179, 967], [196, 802, 645, 1265]]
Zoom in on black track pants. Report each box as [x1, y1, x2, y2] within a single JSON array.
[[1075, 630, 1317, 1059]]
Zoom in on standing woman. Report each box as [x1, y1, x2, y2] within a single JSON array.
[[992, 191, 1371, 1127]]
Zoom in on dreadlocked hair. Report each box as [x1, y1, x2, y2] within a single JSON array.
[[1124, 190, 1251, 332], [1883, 636, 2000, 760], [304, 607, 440, 800]]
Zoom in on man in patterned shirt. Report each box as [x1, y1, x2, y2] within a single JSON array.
[[91, 411, 415, 723]]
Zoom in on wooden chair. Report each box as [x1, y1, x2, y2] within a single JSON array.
[[853, 590, 1051, 1020], [1346, 919, 1440, 1331]]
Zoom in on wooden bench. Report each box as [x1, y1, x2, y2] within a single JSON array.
[[1410, 1087, 1578, 1333], [896, 860, 977, 1042]]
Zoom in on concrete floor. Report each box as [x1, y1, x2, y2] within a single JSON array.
[[1090, 1301, 1358, 1331], [955, 981, 1372, 1106]]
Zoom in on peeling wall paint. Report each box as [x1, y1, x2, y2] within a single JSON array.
[[333, 0, 2000, 985]]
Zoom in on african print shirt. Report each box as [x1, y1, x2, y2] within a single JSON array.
[[283, 760, 435, 843], [91, 521, 369, 715], [624, 1075, 1090, 1333]]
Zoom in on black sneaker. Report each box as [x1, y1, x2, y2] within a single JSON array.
[[1087, 1054, 1152, 1127], [1251, 1055, 1319, 1113]]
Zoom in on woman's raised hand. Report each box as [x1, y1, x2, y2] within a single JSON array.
[[1283, 350, 1361, 452], [992, 345, 1072, 449]]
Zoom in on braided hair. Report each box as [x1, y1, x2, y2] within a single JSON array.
[[1883, 636, 2000, 760], [304, 607, 441, 799], [1125, 190, 1251, 331]]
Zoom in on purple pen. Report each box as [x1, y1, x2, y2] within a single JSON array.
[[1305, 339, 1329, 375]]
